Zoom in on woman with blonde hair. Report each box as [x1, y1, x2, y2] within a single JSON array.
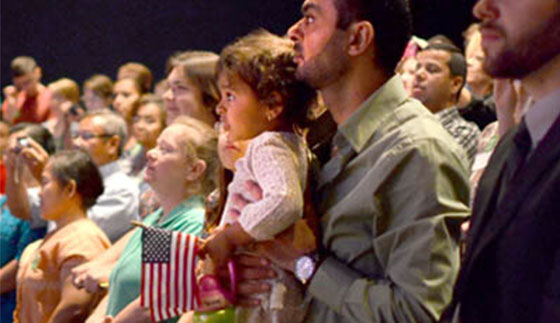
[[71, 116, 219, 323]]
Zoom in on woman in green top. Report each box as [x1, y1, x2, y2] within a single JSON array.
[[73, 116, 218, 323]]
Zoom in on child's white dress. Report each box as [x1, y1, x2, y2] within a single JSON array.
[[219, 131, 309, 323]]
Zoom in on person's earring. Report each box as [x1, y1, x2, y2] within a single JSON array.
[[266, 113, 274, 121]]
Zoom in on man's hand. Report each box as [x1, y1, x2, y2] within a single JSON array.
[[3, 85, 19, 123], [254, 219, 317, 272], [494, 79, 532, 136], [223, 254, 275, 307], [3, 85, 18, 101]]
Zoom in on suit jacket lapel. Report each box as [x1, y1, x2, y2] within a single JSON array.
[[466, 114, 560, 273]]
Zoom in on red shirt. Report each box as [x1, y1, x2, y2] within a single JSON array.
[[2, 86, 51, 124], [0, 163, 5, 194]]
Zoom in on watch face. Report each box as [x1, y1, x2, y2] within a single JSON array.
[[296, 255, 315, 282]]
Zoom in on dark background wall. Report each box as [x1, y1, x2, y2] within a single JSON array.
[[1, 0, 477, 91]]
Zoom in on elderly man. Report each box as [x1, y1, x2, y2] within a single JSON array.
[[72, 111, 139, 242], [412, 43, 481, 164], [233, 0, 471, 322], [444, 0, 560, 322]]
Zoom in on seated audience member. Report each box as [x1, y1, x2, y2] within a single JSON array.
[[396, 37, 428, 96], [0, 194, 46, 323], [163, 51, 220, 126], [412, 42, 481, 164], [131, 94, 166, 185], [458, 24, 497, 130], [13, 150, 110, 323], [113, 77, 143, 174], [44, 78, 81, 150], [0, 121, 8, 194], [153, 78, 169, 97], [117, 62, 153, 94], [2, 123, 54, 321], [2, 56, 51, 124], [72, 111, 139, 242], [5, 123, 56, 229], [71, 116, 218, 323], [83, 74, 114, 112], [138, 51, 221, 218], [397, 56, 418, 96]]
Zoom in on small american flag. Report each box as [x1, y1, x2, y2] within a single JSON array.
[[140, 225, 199, 322]]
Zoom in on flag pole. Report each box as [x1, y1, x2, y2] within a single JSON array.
[[131, 220, 148, 229]]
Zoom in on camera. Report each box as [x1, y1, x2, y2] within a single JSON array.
[[13, 137, 30, 153], [17, 137, 30, 148]]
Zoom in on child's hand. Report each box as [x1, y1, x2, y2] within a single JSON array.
[[199, 229, 235, 268]]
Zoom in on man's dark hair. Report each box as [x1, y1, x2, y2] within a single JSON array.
[[427, 34, 455, 46], [333, 0, 412, 75], [9, 123, 55, 155], [422, 42, 467, 101], [11, 56, 38, 78], [50, 150, 104, 210]]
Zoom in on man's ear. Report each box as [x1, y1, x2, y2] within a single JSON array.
[[265, 91, 284, 122], [107, 135, 121, 158], [34, 67, 42, 81], [186, 159, 207, 182], [347, 21, 375, 57], [451, 75, 465, 101]]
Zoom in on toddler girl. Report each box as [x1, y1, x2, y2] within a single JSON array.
[[200, 30, 316, 323]]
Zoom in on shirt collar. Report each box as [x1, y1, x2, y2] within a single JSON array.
[[156, 195, 205, 227], [435, 106, 460, 121], [98, 160, 122, 178], [337, 75, 409, 153], [524, 87, 560, 149]]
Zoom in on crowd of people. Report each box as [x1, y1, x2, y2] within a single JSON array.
[[1, 0, 559, 322]]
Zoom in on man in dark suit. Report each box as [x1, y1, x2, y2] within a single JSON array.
[[444, 0, 560, 322]]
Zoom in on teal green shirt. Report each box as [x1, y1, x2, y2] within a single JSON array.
[[106, 195, 205, 322]]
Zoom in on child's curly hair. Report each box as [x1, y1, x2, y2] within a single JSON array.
[[217, 29, 317, 131]]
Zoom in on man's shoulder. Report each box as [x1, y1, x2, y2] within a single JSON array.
[[102, 167, 139, 196], [375, 99, 464, 153]]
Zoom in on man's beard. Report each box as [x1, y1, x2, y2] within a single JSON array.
[[484, 11, 560, 79], [295, 32, 348, 90]]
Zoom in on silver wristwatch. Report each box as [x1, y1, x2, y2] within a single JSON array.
[[294, 253, 320, 286]]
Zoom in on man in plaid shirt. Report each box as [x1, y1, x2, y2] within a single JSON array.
[[412, 42, 481, 164]]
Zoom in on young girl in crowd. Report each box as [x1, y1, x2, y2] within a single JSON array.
[[131, 94, 166, 183], [199, 30, 317, 323], [44, 78, 81, 150], [113, 77, 143, 175], [82, 74, 114, 112]]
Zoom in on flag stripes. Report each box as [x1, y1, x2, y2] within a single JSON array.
[[141, 226, 199, 322]]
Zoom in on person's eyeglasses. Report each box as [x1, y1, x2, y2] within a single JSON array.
[[73, 132, 113, 140]]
